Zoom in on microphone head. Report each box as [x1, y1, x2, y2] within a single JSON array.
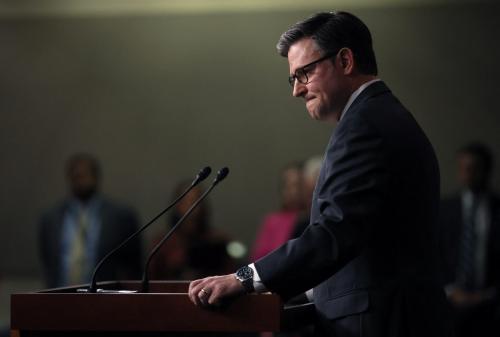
[[193, 166, 211, 186], [214, 167, 229, 184], [197, 166, 212, 181]]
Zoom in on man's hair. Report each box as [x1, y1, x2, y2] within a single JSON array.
[[277, 11, 378, 75], [66, 152, 101, 179], [458, 142, 494, 175]]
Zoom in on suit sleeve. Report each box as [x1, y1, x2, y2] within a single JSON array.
[[254, 114, 388, 299]]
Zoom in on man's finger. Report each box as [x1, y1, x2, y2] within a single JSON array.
[[189, 279, 203, 295], [198, 287, 212, 307], [207, 287, 219, 306], [191, 280, 212, 307], [189, 279, 206, 306]]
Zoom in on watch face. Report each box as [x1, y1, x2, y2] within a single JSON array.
[[237, 266, 253, 280]]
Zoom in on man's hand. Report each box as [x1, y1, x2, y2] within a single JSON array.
[[188, 274, 246, 307]]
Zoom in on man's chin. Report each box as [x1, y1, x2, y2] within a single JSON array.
[[307, 111, 321, 120], [307, 108, 326, 121]]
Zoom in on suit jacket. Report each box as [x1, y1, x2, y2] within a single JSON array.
[[439, 193, 500, 290], [255, 81, 452, 336], [39, 197, 143, 288]]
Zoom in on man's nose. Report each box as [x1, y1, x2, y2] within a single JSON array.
[[292, 80, 307, 97]]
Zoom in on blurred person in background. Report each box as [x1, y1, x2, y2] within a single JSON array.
[[291, 156, 323, 239], [250, 162, 305, 261], [149, 180, 238, 280], [38, 153, 142, 288], [440, 142, 500, 337], [272, 159, 323, 337]]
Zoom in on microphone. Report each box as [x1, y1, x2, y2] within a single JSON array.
[[141, 167, 230, 293], [87, 166, 212, 293]]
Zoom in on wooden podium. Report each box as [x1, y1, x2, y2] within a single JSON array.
[[11, 280, 284, 336]]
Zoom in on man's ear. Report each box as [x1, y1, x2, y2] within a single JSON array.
[[339, 48, 354, 75]]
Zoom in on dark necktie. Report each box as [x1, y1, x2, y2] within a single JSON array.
[[457, 196, 479, 290]]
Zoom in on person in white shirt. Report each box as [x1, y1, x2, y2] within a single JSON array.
[[189, 11, 452, 337]]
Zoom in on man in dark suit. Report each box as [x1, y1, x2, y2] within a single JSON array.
[[39, 153, 142, 288], [188, 12, 452, 336], [440, 143, 500, 337]]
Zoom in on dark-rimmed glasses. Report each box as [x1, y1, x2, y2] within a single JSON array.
[[288, 52, 336, 87]]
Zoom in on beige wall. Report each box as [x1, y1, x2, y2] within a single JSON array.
[[1, 2, 499, 277]]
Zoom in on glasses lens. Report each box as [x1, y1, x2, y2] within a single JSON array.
[[296, 69, 308, 85], [288, 76, 295, 87]]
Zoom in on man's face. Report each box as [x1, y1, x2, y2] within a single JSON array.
[[287, 37, 351, 121], [68, 160, 98, 201], [457, 153, 488, 192]]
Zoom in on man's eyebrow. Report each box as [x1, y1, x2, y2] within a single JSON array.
[[290, 64, 306, 75]]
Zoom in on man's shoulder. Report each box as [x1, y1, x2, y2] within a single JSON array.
[[334, 93, 389, 141], [38, 200, 71, 233], [351, 81, 393, 110], [344, 81, 430, 152], [339, 82, 398, 127]]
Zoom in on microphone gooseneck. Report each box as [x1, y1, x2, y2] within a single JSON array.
[[141, 167, 230, 293], [88, 166, 211, 293]]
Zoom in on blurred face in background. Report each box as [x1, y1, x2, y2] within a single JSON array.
[[177, 186, 202, 216], [175, 186, 206, 237], [67, 159, 99, 202], [281, 167, 304, 211], [457, 153, 489, 193]]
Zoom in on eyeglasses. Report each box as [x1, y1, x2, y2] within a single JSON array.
[[288, 52, 336, 87]]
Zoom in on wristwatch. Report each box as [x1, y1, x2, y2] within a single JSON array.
[[235, 265, 255, 293]]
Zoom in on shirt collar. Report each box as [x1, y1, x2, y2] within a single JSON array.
[[339, 78, 381, 121]]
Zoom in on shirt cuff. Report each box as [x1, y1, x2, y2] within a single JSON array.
[[305, 288, 314, 301], [249, 263, 268, 293]]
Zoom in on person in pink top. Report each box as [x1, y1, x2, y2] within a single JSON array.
[[251, 162, 305, 261]]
